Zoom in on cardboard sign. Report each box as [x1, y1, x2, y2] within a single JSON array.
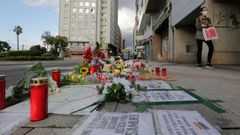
[[136, 80, 172, 90], [154, 110, 221, 135], [132, 91, 197, 103], [73, 112, 155, 135]]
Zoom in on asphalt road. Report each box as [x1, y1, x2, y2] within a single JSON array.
[[0, 57, 82, 88]]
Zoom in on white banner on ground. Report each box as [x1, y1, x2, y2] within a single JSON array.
[[132, 91, 197, 103], [154, 110, 221, 135], [73, 112, 155, 135], [136, 80, 172, 90]]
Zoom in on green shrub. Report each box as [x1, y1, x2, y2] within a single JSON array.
[[7, 51, 32, 56], [0, 52, 7, 57], [0, 56, 57, 61]]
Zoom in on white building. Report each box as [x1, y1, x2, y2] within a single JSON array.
[[59, 0, 121, 55]]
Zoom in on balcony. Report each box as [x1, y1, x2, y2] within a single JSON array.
[[145, 0, 162, 13]]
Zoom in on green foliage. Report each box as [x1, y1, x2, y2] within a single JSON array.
[[97, 85, 104, 94], [0, 41, 11, 52], [13, 26, 23, 35], [0, 56, 56, 61], [7, 51, 32, 56], [104, 83, 132, 103], [30, 45, 41, 56]]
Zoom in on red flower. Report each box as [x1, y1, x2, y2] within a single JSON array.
[[83, 46, 93, 63]]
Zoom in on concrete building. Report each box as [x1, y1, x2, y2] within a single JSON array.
[[136, 0, 240, 64], [59, 0, 121, 55]]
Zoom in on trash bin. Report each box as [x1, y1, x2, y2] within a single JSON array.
[[0, 75, 6, 110], [30, 77, 48, 121], [52, 68, 61, 87]]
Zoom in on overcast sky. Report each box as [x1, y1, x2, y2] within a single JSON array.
[[0, 0, 135, 49], [118, 0, 135, 48]]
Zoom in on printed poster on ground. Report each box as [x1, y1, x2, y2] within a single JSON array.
[[73, 112, 155, 135], [132, 91, 198, 103], [154, 110, 221, 135]]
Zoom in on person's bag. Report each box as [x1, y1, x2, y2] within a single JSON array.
[[203, 27, 218, 41]]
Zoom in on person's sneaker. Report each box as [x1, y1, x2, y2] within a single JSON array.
[[196, 64, 203, 69], [205, 63, 214, 70]]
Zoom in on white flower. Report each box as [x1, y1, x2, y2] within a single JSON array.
[[112, 77, 133, 94]]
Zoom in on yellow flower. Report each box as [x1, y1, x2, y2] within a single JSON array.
[[81, 67, 89, 77]]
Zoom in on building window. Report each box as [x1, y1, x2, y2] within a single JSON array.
[[85, 9, 89, 13], [64, 23, 68, 28], [85, 2, 90, 7], [72, 14, 76, 18], [91, 9, 95, 13], [79, 2, 83, 6], [79, 8, 83, 13], [72, 8, 77, 13], [65, 0, 69, 2], [92, 2, 96, 7]]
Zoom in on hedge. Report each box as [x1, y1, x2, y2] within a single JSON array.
[[0, 56, 57, 61]]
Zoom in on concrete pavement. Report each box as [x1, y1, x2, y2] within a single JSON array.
[[1, 62, 240, 135]]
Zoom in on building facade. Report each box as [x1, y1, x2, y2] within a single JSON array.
[[136, 0, 240, 64], [59, 0, 121, 55]]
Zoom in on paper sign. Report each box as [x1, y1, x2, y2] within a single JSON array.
[[154, 110, 221, 135], [0, 113, 29, 135], [73, 112, 155, 135], [203, 27, 218, 41], [136, 80, 172, 90], [132, 91, 197, 103]]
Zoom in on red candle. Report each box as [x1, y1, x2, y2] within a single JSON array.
[[52, 69, 61, 87], [0, 75, 6, 110], [155, 67, 160, 76], [30, 77, 48, 121], [162, 68, 167, 77]]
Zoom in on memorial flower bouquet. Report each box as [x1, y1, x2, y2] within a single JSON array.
[[71, 78, 136, 113], [97, 77, 134, 103]]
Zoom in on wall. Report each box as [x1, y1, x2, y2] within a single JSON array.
[[151, 33, 162, 61], [209, 0, 240, 64], [174, 27, 196, 63]]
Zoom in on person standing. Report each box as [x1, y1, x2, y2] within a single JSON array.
[[195, 6, 214, 69]]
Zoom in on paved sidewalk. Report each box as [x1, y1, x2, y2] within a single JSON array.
[[1, 62, 240, 134]]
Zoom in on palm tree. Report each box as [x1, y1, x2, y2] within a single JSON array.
[[13, 26, 23, 51]]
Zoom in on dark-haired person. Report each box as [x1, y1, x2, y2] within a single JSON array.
[[195, 6, 214, 69]]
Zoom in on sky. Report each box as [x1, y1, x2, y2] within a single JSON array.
[[0, 0, 135, 50]]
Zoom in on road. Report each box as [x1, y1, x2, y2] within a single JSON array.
[[0, 57, 82, 88]]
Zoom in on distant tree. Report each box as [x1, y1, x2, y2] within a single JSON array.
[[41, 31, 55, 51], [30, 45, 42, 56], [40, 46, 47, 54], [54, 36, 68, 57], [13, 26, 23, 51], [0, 41, 11, 52]]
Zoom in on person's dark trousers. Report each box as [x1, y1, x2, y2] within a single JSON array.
[[196, 40, 214, 65]]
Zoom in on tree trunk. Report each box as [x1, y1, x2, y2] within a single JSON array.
[[17, 35, 19, 51]]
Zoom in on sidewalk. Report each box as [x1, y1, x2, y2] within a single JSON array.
[[1, 63, 240, 134]]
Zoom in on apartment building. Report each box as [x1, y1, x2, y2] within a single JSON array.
[[135, 0, 240, 64], [59, 0, 121, 55]]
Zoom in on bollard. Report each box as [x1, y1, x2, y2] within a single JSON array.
[[52, 69, 61, 87], [0, 75, 6, 110], [155, 67, 160, 76], [162, 68, 167, 77], [30, 77, 48, 121]]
